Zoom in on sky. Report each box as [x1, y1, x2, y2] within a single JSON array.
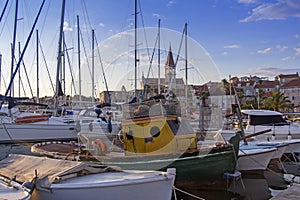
[[0, 0, 300, 98]]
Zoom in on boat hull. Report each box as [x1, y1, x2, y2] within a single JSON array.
[[237, 148, 276, 171], [32, 142, 237, 184], [0, 176, 31, 200], [32, 169, 175, 200], [0, 123, 78, 143]]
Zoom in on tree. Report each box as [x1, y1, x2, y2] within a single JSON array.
[[261, 91, 293, 112], [221, 78, 230, 95]]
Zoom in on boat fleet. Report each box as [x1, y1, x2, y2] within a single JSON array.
[[1, 95, 300, 199]]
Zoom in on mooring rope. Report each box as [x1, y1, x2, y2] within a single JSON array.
[[173, 186, 206, 200]]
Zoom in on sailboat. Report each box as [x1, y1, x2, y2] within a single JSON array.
[[0, 0, 78, 144]]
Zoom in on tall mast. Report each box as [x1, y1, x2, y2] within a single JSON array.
[[18, 42, 21, 97], [36, 29, 39, 103], [54, 0, 66, 115], [92, 29, 95, 103], [62, 32, 66, 96], [10, 0, 19, 97], [184, 23, 188, 114], [77, 15, 82, 106], [0, 54, 1, 94], [134, 0, 137, 99], [158, 19, 161, 95]]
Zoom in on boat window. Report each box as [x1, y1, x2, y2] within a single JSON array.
[[167, 119, 194, 136], [249, 115, 289, 126], [150, 126, 160, 137]]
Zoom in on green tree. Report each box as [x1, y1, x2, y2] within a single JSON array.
[[221, 78, 230, 95], [261, 91, 293, 112]]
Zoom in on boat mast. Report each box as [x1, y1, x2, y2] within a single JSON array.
[[0, 54, 1, 94], [77, 15, 82, 107], [184, 22, 188, 114], [54, 0, 66, 115], [18, 42, 21, 97], [134, 0, 137, 99], [36, 29, 39, 103], [92, 29, 95, 103], [158, 19, 160, 95], [10, 0, 19, 97]]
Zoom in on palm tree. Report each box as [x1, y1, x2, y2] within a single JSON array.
[[261, 91, 293, 112]]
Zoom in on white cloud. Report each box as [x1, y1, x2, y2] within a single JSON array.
[[63, 21, 72, 32], [257, 47, 272, 54], [99, 23, 105, 27], [222, 51, 228, 55], [240, 0, 300, 22], [167, 0, 175, 6], [249, 67, 300, 77], [152, 13, 161, 18], [282, 56, 294, 61], [237, 0, 258, 4], [276, 45, 288, 52], [224, 44, 240, 49], [294, 47, 300, 56]]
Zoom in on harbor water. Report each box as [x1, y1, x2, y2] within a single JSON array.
[[0, 143, 292, 200]]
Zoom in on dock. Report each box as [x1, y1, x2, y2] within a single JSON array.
[[270, 184, 300, 200]]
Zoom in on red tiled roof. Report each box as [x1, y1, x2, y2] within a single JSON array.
[[254, 80, 280, 89], [281, 78, 300, 88], [277, 73, 299, 79]]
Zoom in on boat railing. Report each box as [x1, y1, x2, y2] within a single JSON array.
[[122, 99, 181, 119]]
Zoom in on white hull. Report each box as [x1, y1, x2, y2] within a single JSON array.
[[237, 148, 276, 171], [33, 169, 175, 200], [0, 176, 31, 200], [245, 125, 300, 140], [79, 121, 121, 136], [248, 142, 288, 159], [0, 123, 78, 143]]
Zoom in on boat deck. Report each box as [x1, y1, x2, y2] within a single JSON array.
[[270, 184, 300, 200]]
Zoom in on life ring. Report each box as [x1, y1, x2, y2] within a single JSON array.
[[93, 139, 107, 155], [14, 114, 49, 124]]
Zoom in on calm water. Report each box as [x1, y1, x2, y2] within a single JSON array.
[[0, 143, 290, 200]]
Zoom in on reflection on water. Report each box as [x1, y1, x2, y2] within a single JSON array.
[[1, 144, 290, 200]]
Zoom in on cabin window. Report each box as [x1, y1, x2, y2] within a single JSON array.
[[150, 126, 160, 137], [167, 119, 194, 135]]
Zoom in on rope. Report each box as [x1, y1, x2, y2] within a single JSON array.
[[173, 186, 205, 200]]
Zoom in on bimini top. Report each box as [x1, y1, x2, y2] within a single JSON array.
[[242, 109, 282, 116], [242, 109, 288, 126]]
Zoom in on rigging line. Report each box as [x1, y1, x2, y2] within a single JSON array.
[[38, 37, 55, 93], [141, 34, 159, 101], [0, 0, 45, 109], [174, 24, 186, 67], [63, 33, 77, 94], [36, 0, 51, 37], [0, 0, 12, 37], [94, 35, 110, 103], [80, 0, 93, 44], [20, 54, 33, 97], [79, 28, 92, 79], [1, 73, 7, 89], [13, 50, 32, 97], [0, 0, 9, 24], [138, 0, 151, 62]]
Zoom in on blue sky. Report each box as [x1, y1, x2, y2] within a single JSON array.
[[0, 0, 300, 97]]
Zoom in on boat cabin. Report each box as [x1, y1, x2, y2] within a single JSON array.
[[121, 98, 197, 155]]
